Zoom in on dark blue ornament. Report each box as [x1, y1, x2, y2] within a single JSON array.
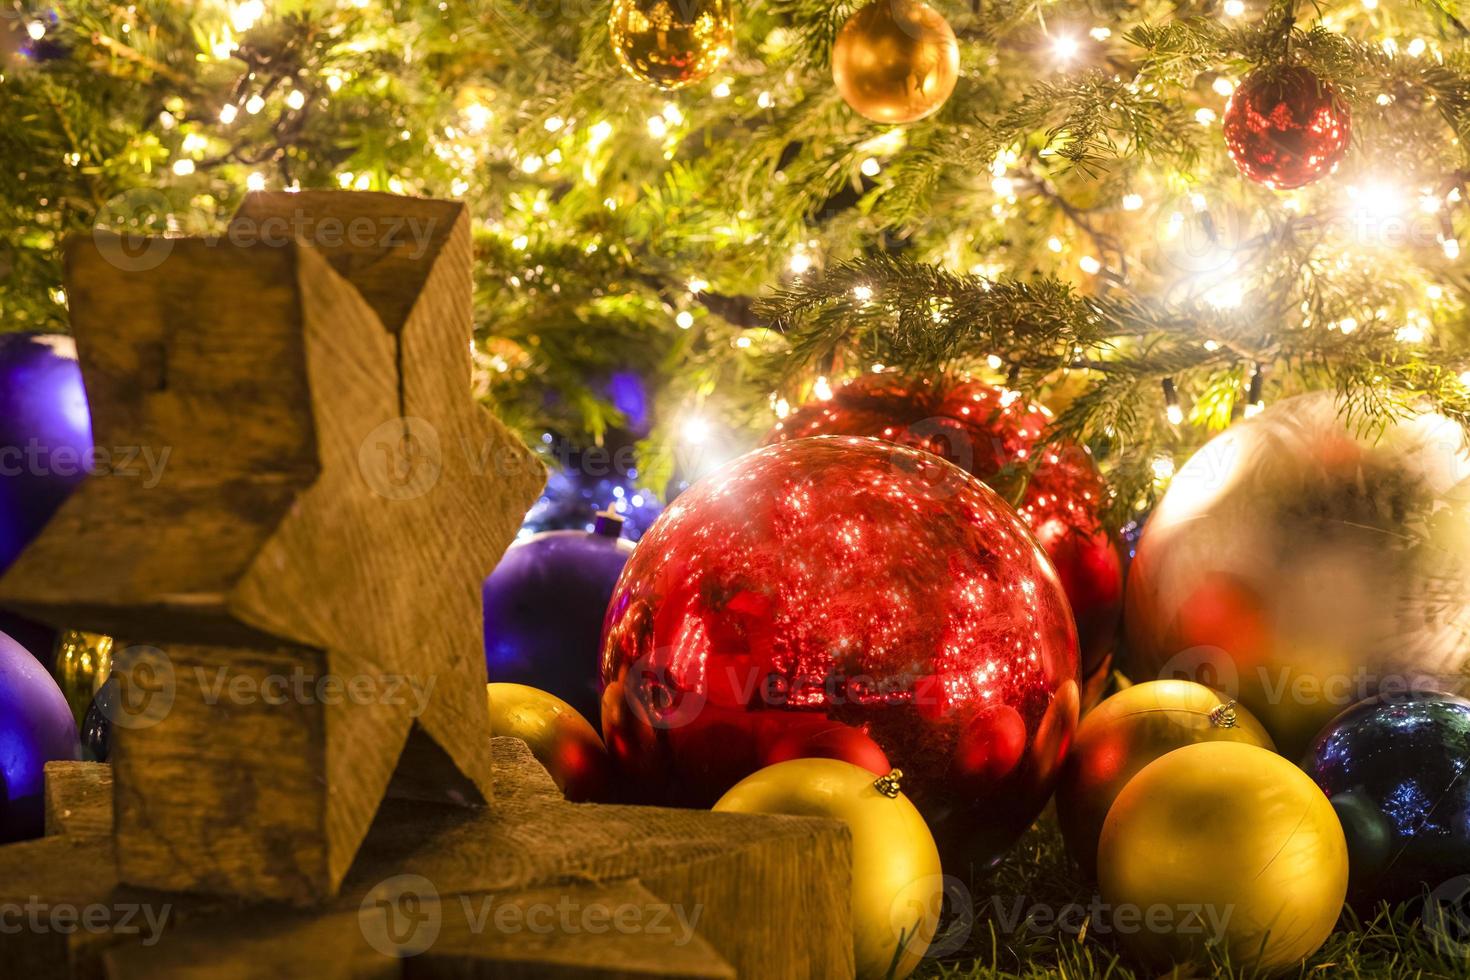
[[484, 513, 634, 724], [520, 457, 663, 541], [80, 675, 116, 763], [0, 629, 79, 840], [0, 332, 93, 577], [1304, 690, 1470, 909]]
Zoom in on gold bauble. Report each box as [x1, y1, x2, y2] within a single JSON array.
[[53, 630, 114, 725], [1098, 742, 1347, 971], [832, 0, 959, 124], [715, 759, 942, 980], [486, 683, 612, 802], [1126, 391, 1470, 757], [1056, 680, 1274, 878], [609, 0, 734, 91]]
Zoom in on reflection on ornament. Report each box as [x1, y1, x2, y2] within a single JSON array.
[[715, 759, 942, 979], [487, 682, 613, 802], [0, 629, 78, 842], [520, 461, 664, 541], [53, 629, 113, 725], [1304, 691, 1470, 909], [1222, 65, 1350, 189], [1099, 741, 1347, 971], [601, 437, 1079, 872], [1056, 679, 1274, 878], [609, 0, 734, 90], [1126, 391, 1470, 756], [768, 374, 1122, 706], [832, 0, 959, 124]]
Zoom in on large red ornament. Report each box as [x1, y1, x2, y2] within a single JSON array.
[[766, 374, 1122, 705], [1222, 65, 1351, 190], [600, 436, 1080, 870]]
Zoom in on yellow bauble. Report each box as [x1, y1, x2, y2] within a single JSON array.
[[53, 630, 113, 725], [486, 683, 612, 802], [714, 760, 941, 980], [832, 0, 959, 124], [609, 0, 734, 91], [1056, 680, 1274, 878], [1098, 742, 1347, 972]]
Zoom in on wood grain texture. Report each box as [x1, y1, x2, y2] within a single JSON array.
[[45, 761, 114, 838], [0, 192, 545, 904], [2, 739, 854, 979]]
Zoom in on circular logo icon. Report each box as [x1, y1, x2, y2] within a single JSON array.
[[92, 189, 178, 273], [1426, 876, 1470, 959], [1155, 645, 1241, 701], [359, 874, 442, 957], [625, 652, 707, 731], [359, 417, 443, 501], [892, 873, 972, 960], [102, 645, 176, 731]]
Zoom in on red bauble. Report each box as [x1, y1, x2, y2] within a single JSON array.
[[600, 436, 1080, 870], [762, 718, 892, 776], [766, 374, 1122, 705], [1222, 65, 1351, 190]]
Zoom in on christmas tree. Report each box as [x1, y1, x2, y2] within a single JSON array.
[[6, 1, 1470, 975]]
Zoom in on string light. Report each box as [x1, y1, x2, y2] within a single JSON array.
[[171, 159, 196, 176], [1162, 379, 1183, 425], [219, 104, 240, 124], [676, 311, 694, 329], [1052, 36, 1081, 63]]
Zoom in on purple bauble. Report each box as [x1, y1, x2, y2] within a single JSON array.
[[0, 629, 79, 840], [0, 333, 94, 576], [484, 513, 635, 723]]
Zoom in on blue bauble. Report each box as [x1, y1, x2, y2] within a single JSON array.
[[484, 514, 634, 724], [1304, 691, 1470, 908], [0, 629, 79, 840], [80, 675, 116, 763], [0, 333, 93, 576]]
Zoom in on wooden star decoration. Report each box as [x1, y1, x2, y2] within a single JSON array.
[[0, 192, 546, 903]]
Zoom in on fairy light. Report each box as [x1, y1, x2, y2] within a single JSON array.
[[1223, 0, 1246, 15], [544, 116, 565, 132], [245, 94, 266, 115], [757, 91, 774, 109], [1151, 455, 1176, 481], [1444, 239, 1462, 259], [646, 115, 667, 138], [1408, 38, 1427, 57], [1089, 27, 1111, 41], [1047, 237, 1063, 252], [986, 354, 1004, 370], [813, 376, 834, 401], [789, 251, 813, 275], [230, 0, 265, 31], [860, 158, 881, 178], [1052, 35, 1081, 63], [662, 103, 684, 125], [25, 20, 45, 40], [676, 311, 694, 329], [219, 104, 239, 124], [520, 155, 544, 174], [1079, 255, 1102, 275], [1212, 77, 1235, 98], [1162, 379, 1183, 425], [1195, 108, 1217, 125], [853, 285, 874, 301], [172, 159, 196, 176], [247, 172, 266, 191], [1122, 193, 1144, 211], [712, 81, 732, 98], [285, 89, 306, 111], [681, 417, 711, 445]]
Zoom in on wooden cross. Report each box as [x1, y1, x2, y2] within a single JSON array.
[[0, 193, 853, 976]]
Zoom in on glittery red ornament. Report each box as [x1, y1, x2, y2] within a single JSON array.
[[766, 374, 1123, 705], [1222, 65, 1351, 190], [600, 436, 1080, 870]]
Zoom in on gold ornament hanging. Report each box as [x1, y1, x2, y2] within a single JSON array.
[[52, 629, 113, 725], [609, 0, 734, 91], [832, 0, 959, 124]]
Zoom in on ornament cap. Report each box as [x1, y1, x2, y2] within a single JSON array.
[[593, 510, 626, 539], [873, 768, 904, 798], [1209, 701, 1239, 728]]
